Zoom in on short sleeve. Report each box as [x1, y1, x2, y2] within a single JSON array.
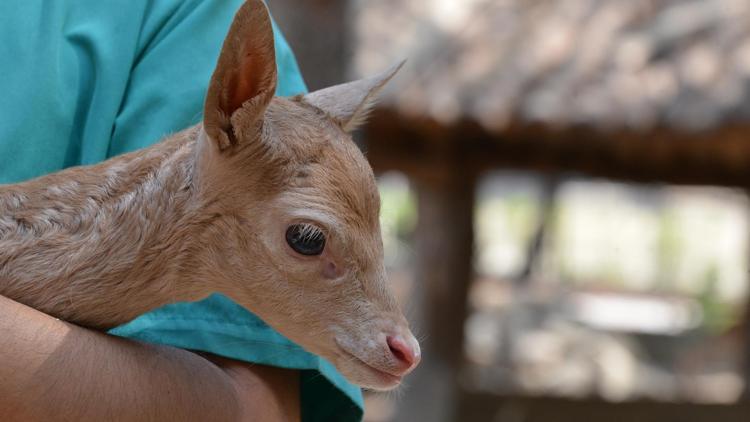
[[107, 0, 308, 156]]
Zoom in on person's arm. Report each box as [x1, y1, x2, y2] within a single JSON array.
[[0, 294, 299, 422]]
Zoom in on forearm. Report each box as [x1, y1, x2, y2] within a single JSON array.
[[0, 294, 257, 421]]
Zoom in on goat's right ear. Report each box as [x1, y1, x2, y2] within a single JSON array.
[[203, 0, 277, 151], [303, 61, 404, 132]]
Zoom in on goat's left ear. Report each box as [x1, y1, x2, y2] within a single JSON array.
[[303, 61, 405, 132], [204, 0, 277, 151]]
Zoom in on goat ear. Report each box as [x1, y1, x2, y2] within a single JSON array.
[[204, 0, 277, 151], [303, 60, 405, 132]]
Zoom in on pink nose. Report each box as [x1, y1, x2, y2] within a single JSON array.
[[386, 335, 421, 372]]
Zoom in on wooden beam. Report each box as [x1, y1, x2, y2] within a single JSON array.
[[365, 108, 750, 188]]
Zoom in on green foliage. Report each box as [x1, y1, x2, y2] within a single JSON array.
[[379, 185, 417, 241], [697, 265, 736, 333], [656, 210, 681, 291]]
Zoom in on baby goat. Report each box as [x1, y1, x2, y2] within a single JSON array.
[[0, 0, 419, 390]]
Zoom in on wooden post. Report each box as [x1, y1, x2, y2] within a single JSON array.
[[743, 260, 750, 400], [393, 166, 476, 422], [266, 0, 349, 91]]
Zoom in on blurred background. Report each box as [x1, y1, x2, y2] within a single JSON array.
[[270, 0, 750, 420]]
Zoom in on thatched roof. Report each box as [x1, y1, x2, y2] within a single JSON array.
[[353, 0, 750, 133]]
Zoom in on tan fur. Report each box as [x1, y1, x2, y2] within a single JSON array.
[[0, 0, 417, 390]]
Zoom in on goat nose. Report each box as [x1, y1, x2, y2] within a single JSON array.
[[386, 335, 421, 372]]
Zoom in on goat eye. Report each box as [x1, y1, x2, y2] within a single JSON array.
[[285, 224, 326, 256]]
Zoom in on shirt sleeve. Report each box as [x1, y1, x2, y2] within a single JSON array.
[[107, 0, 308, 155], [105, 2, 363, 421]]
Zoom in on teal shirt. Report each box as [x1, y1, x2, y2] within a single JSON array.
[[0, 1, 363, 421]]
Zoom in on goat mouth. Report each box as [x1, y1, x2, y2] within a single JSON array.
[[337, 347, 402, 387]]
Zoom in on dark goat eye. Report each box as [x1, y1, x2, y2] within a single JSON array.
[[286, 224, 326, 256]]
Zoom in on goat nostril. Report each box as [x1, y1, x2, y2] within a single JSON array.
[[386, 335, 415, 368]]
